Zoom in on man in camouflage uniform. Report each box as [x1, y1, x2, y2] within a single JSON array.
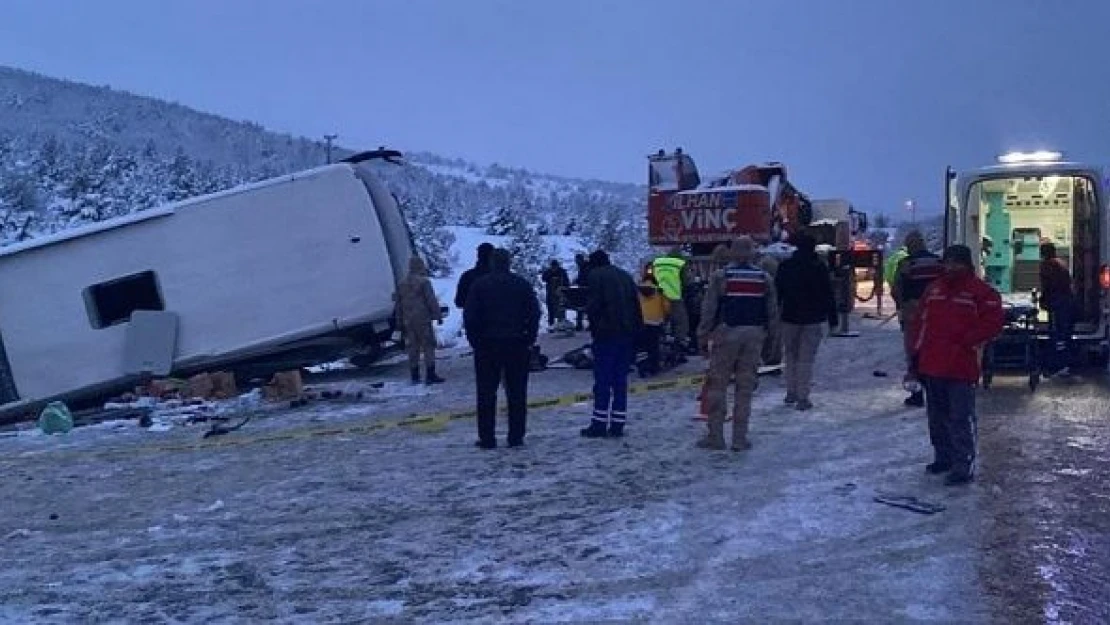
[[395, 255, 445, 385], [696, 236, 777, 451]]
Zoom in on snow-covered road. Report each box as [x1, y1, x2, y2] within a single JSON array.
[[0, 314, 1106, 623]]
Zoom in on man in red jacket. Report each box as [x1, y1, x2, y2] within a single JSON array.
[[909, 244, 1005, 485]]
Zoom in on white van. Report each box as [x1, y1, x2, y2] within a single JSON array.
[[944, 152, 1110, 366]]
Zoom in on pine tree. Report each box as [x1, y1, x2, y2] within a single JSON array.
[[396, 191, 457, 278], [507, 218, 554, 289], [485, 205, 518, 236]]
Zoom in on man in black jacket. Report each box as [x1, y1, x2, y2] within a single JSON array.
[[454, 242, 495, 309], [463, 248, 541, 449], [774, 232, 837, 411], [580, 249, 643, 438]]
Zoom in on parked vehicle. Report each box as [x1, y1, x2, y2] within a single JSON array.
[[944, 150, 1110, 367], [0, 149, 416, 420]]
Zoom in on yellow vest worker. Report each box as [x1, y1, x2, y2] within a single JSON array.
[[652, 256, 686, 301]]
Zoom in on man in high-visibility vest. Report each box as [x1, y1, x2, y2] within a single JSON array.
[[884, 245, 908, 293], [652, 248, 690, 351]]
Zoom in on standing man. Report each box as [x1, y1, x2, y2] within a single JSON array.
[[652, 248, 691, 352], [696, 236, 777, 451], [463, 248, 541, 449], [892, 231, 945, 407], [394, 256, 445, 385], [909, 244, 1004, 485], [774, 233, 836, 410], [541, 259, 570, 329], [580, 249, 643, 439], [454, 242, 495, 310], [1039, 241, 1075, 378]]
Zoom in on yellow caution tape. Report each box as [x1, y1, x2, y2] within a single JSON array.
[[25, 374, 709, 460]]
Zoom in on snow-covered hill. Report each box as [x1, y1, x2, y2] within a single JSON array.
[[0, 65, 651, 279]]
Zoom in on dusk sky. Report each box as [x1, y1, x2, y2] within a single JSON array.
[[4, 0, 1109, 218]]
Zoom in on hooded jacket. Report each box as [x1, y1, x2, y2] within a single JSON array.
[[910, 269, 1004, 382], [464, 250, 541, 346], [454, 244, 494, 308], [395, 256, 442, 328]]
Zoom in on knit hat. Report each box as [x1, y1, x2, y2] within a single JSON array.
[[942, 244, 973, 269]]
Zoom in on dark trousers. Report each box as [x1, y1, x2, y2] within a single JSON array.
[[922, 376, 977, 474], [1046, 297, 1074, 373], [637, 325, 662, 374], [546, 296, 565, 326], [474, 341, 531, 445], [591, 337, 634, 426]]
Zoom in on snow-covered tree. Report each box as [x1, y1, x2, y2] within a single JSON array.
[[507, 218, 555, 289], [485, 205, 518, 236], [396, 191, 457, 278]]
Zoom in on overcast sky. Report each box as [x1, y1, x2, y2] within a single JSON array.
[[3, 0, 1109, 217]]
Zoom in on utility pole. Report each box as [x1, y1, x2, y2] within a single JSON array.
[[905, 199, 916, 226], [324, 134, 338, 164]]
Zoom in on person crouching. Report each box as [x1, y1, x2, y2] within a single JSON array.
[[637, 276, 669, 376]]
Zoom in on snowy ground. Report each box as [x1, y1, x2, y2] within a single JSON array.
[[2, 257, 1108, 622], [0, 306, 1042, 624]]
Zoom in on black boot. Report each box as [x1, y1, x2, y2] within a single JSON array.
[[945, 470, 973, 485], [904, 391, 924, 407], [425, 365, 445, 385], [580, 421, 608, 438], [608, 422, 625, 438], [925, 460, 952, 474], [410, 367, 421, 385]]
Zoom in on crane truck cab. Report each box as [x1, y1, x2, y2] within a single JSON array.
[[944, 151, 1110, 366], [646, 148, 814, 279]]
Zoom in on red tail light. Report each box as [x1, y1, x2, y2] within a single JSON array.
[[1100, 265, 1110, 290]]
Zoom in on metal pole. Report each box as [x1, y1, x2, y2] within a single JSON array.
[[324, 134, 338, 164], [943, 166, 953, 249]]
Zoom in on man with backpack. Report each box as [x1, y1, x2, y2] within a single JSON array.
[[892, 231, 946, 407]]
